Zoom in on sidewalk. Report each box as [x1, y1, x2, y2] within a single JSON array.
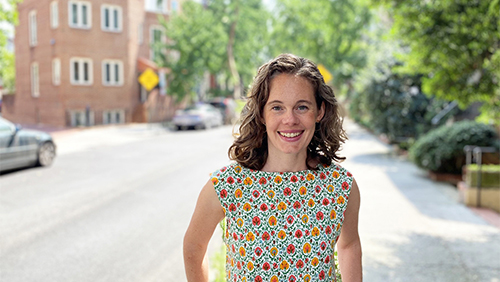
[[342, 119, 500, 282], [22, 122, 170, 155]]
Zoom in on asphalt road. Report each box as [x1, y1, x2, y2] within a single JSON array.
[[0, 125, 234, 282], [1, 121, 499, 282]]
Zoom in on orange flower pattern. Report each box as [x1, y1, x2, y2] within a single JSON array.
[[212, 163, 353, 282]]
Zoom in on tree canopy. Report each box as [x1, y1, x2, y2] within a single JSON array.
[[159, 0, 271, 101], [272, 0, 371, 89], [160, 0, 372, 101], [374, 0, 500, 124]]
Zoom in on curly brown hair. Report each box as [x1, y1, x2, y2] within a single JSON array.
[[229, 53, 347, 170]]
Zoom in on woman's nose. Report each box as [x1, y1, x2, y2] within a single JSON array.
[[282, 110, 299, 125]]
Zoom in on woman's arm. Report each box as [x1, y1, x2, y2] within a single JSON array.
[[337, 178, 362, 282], [184, 179, 225, 282]]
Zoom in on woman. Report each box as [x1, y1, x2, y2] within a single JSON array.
[[184, 54, 362, 282]]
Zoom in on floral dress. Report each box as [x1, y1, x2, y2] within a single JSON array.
[[211, 163, 353, 282]]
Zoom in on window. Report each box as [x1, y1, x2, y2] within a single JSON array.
[[103, 110, 125, 124], [145, 0, 167, 14], [68, 1, 91, 29], [51, 1, 59, 28], [102, 60, 123, 86], [29, 10, 37, 46], [52, 58, 61, 85], [138, 23, 144, 45], [101, 5, 122, 32], [150, 26, 165, 61], [70, 58, 93, 85], [31, 62, 39, 97], [70, 110, 94, 126], [171, 1, 178, 12]]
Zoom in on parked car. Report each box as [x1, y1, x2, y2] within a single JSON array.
[[207, 97, 237, 124], [0, 117, 56, 172], [172, 103, 223, 130]]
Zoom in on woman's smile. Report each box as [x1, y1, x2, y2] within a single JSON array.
[[278, 130, 304, 138]]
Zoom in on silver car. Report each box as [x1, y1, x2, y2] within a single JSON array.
[[0, 117, 56, 172], [173, 103, 223, 130]]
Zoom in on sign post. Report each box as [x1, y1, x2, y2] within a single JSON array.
[[138, 68, 160, 125]]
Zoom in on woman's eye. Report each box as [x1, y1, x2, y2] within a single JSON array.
[[271, 106, 282, 111], [297, 105, 309, 111]]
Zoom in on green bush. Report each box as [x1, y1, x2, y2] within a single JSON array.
[[349, 61, 453, 143], [409, 121, 499, 174]]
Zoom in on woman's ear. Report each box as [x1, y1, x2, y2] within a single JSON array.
[[317, 102, 325, 122]]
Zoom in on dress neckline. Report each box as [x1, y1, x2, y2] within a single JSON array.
[[236, 162, 326, 176]]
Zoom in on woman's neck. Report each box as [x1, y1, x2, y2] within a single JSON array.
[[262, 151, 313, 172]]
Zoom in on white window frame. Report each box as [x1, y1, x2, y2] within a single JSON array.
[[50, 1, 59, 29], [145, 0, 168, 14], [138, 22, 144, 45], [52, 58, 61, 85], [29, 10, 37, 46], [102, 109, 125, 125], [150, 25, 165, 61], [70, 57, 93, 85], [68, 1, 92, 29], [102, 60, 124, 86], [31, 62, 40, 97], [70, 110, 94, 127], [101, 4, 122, 32]]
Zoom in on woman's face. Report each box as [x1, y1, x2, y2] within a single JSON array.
[[263, 74, 324, 161]]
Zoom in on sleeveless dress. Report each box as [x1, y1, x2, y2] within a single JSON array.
[[211, 162, 353, 282]]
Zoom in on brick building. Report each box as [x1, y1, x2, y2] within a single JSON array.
[[3, 0, 181, 127]]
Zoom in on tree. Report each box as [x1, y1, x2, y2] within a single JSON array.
[[373, 0, 500, 124], [157, 1, 227, 101], [159, 0, 271, 101], [271, 0, 371, 92], [0, 0, 20, 93]]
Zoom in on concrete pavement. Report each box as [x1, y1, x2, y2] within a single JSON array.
[[342, 119, 500, 282], [22, 120, 500, 281]]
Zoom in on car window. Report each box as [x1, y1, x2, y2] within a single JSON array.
[[0, 118, 15, 133]]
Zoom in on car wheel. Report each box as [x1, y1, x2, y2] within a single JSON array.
[[37, 141, 56, 167]]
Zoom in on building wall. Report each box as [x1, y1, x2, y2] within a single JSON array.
[[6, 0, 181, 127]]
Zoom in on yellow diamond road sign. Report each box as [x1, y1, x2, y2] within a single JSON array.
[[317, 64, 333, 83], [138, 68, 159, 91]]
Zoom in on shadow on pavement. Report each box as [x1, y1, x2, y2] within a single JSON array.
[[364, 231, 500, 282]]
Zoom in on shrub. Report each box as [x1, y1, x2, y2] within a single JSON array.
[[349, 61, 453, 143], [409, 121, 499, 174]]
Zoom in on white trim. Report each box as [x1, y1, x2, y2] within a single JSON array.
[[70, 110, 94, 126], [101, 59, 124, 86], [31, 62, 40, 97], [70, 57, 93, 85], [145, 0, 168, 14], [149, 25, 165, 61], [138, 22, 144, 45], [68, 1, 92, 29], [101, 4, 122, 33], [52, 58, 61, 85], [50, 1, 59, 29], [102, 109, 125, 124], [29, 10, 37, 46]]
